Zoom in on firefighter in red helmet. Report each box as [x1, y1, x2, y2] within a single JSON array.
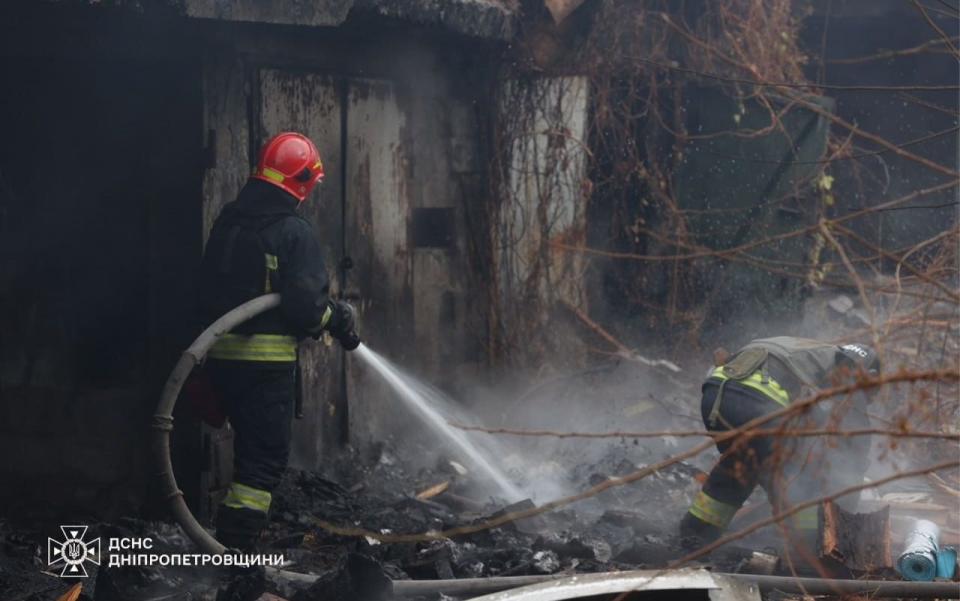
[[199, 132, 359, 552]]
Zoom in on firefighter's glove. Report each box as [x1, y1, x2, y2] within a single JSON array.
[[326, 300, 361, 351]]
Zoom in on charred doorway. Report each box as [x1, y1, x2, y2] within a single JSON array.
[[251, 70, 414, 471], [0, 56, 203, 517]]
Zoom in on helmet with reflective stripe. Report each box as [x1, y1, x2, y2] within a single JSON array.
[[251, 132, 325, 202], [838, 343, 880, 375]]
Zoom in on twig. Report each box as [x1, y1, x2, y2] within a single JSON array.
[[788, 95, 960, 179], [561, 300, 681, 372], [819, 220, 879, 347], [911, 0, 960, 57], [632, 56, 960, 92], [551, 180, 959, 262], [828, 36, 959, 64]]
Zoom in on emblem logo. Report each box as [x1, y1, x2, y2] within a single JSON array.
[[842, 344, 869, 358], [47, 525, 100, 577]]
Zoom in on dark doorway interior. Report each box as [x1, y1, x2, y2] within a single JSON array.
[[0, 56, 203, 517]]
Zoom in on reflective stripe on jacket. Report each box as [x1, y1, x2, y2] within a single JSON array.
[[709, 365, 790, 407], [208, 333, 297, 363]]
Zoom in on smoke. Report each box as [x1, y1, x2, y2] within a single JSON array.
[[359, 334, 707, 515]]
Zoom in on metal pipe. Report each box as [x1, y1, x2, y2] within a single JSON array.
[[151, 294, 282, 555], [264, 569, 960, 599], [387, 573, 960, 598], [738, 574, 959, 598], [389, 575, 553, 597]]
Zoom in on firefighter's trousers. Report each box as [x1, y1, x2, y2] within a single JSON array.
[[680, 382, 820, 548], [208, 360, 296, 551]]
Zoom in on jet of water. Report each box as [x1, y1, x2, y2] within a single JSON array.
[[355, 343, 525, 502]]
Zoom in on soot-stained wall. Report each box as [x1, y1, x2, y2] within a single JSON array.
[[0, 2, 503, 519], [0, 9, 205, 517]]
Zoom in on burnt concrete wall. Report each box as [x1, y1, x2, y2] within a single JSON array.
[[0, 6, 205, 518], [0, 1, 504, 519]]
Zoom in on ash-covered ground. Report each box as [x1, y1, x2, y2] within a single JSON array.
[[266, 428, 767, 599], [273, 447, 713, 574], [14, 323, 924, 601], [0, 444, 759, 601], [0, 358, 776, 600]]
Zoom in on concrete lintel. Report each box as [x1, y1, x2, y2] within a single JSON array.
[[183, 0, 516, 39], [184, 0, 355, 27]]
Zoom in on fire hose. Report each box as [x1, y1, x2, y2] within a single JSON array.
[[151, 293, 283, 556]]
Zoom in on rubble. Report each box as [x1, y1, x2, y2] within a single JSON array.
[[0, 412, 779, 601], [254, 441, 763, 598], [290, 553, 392, 601], [0, 424, 953, 601]]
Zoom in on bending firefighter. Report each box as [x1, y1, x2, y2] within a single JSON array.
[[679, 337, 880, 550], [199, 132, 360, 551]]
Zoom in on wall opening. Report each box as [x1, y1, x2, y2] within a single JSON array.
[[0, 56, 203, 517]]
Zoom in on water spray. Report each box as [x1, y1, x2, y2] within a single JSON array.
[[355, 343, 525, 502]]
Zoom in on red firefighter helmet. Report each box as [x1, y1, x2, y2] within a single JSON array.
[[251, 132, 325, 202]]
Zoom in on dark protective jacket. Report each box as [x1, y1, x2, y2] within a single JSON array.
[[706, 336, 844, 410], [199, 179, 331, 361], [685, 336, 872, 537], [705, 335, 872, 459]]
